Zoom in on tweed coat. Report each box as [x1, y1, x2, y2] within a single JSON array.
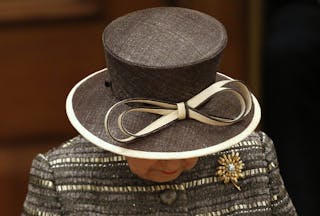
[[22, 131, 297, 215]]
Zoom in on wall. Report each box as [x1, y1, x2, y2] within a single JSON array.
[[0, 1, 253, 215]]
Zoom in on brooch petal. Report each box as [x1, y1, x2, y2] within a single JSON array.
[[215, 152, 244, 191]]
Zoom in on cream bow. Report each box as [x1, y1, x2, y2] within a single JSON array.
[[104, 80, 252, 143]]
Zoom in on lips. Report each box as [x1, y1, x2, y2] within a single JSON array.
[[161, 170, 178, 175]]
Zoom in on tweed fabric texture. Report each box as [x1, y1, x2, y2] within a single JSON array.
[[22, 131, 297, 215]]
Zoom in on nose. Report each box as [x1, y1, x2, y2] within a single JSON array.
[[160, 160, 182, 171]]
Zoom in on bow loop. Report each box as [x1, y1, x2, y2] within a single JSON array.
[[105, 80, 252, 143]]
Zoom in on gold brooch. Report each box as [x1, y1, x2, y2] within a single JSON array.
[[215, 152, 244, 191]]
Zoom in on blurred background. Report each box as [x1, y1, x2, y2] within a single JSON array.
[[0, 0, 318, 215]]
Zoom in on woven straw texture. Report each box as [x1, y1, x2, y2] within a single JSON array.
[[102, 7, 227, 102]]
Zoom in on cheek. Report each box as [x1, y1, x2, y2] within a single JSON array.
[[126, 158, 157, 176]]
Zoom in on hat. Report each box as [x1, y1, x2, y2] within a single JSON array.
[[66, 7, 261, 159]]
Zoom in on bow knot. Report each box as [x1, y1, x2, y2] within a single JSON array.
[[105, 79, 252, 143], [176, 102, 188, 120]]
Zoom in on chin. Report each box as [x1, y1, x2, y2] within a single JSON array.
[[150, 173, 181, 183]]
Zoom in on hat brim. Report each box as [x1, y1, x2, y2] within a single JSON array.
[[66, 68, 261, 159]]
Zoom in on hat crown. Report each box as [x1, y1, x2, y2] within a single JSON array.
[[103, 7, 227, 102]]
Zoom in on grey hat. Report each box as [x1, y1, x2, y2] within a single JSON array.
[[66, 7, 261, 159]]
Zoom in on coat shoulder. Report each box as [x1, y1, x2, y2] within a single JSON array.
[[43, 135, 119, 162]]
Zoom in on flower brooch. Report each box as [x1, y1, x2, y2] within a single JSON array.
[[215, 152, 244, 191]]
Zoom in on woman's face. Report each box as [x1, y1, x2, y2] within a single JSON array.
[[126, 157, 199, 183]]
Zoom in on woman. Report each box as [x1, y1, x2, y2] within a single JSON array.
[[22, 7, 297, 215]]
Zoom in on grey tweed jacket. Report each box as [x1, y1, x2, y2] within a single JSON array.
[[22, 131, 297, 215]]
